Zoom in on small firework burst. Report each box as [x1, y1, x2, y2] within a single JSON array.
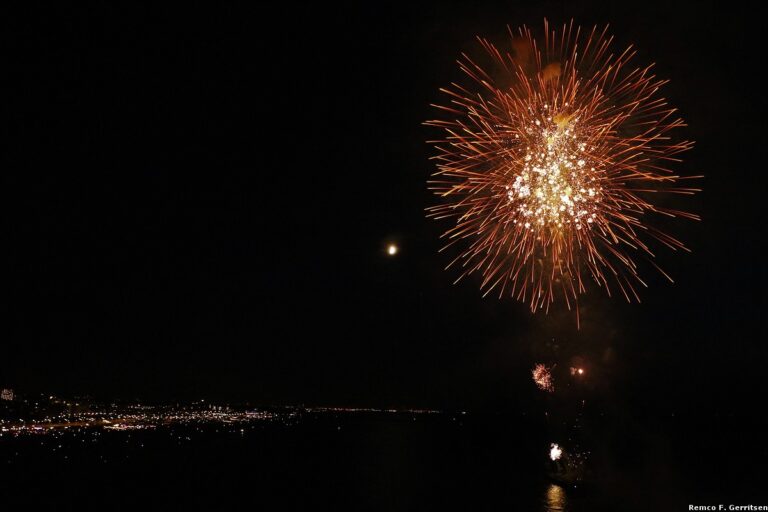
[[532, 363, 555, 392], [426, 20, 700, 317], [550, 443, 563, 461]]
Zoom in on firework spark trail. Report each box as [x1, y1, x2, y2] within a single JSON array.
[[426, 20, 700, 319]]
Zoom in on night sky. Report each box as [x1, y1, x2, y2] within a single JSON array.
[[3, 2, 765, 415]]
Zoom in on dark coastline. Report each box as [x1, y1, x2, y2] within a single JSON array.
[[2, 409, 765, 510]]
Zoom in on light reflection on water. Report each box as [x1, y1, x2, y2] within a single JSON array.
[[544, 483, 567, 511]]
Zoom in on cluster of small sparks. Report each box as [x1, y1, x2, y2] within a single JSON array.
[[532, 363, 555, 392], [426, 20, 700, 318], [506, 107, 601, 233], [532, 363, 588, 391]]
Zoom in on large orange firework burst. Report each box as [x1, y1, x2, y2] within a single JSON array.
[[426, 20, 700, 318]]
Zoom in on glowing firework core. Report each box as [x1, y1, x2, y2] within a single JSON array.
[[507, 108, 602, 232], [387, 244, 398, 256], [550, 443, 563, 461]]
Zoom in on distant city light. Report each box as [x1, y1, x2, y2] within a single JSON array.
[[570, 367, 585, 376], [0, 399, 443, 442], [387, 244, 398, 256]]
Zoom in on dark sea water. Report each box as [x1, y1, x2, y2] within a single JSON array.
[[1, 412, 766, 510]]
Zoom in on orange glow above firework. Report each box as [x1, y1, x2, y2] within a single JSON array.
[[426, 20, 700, 317]]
